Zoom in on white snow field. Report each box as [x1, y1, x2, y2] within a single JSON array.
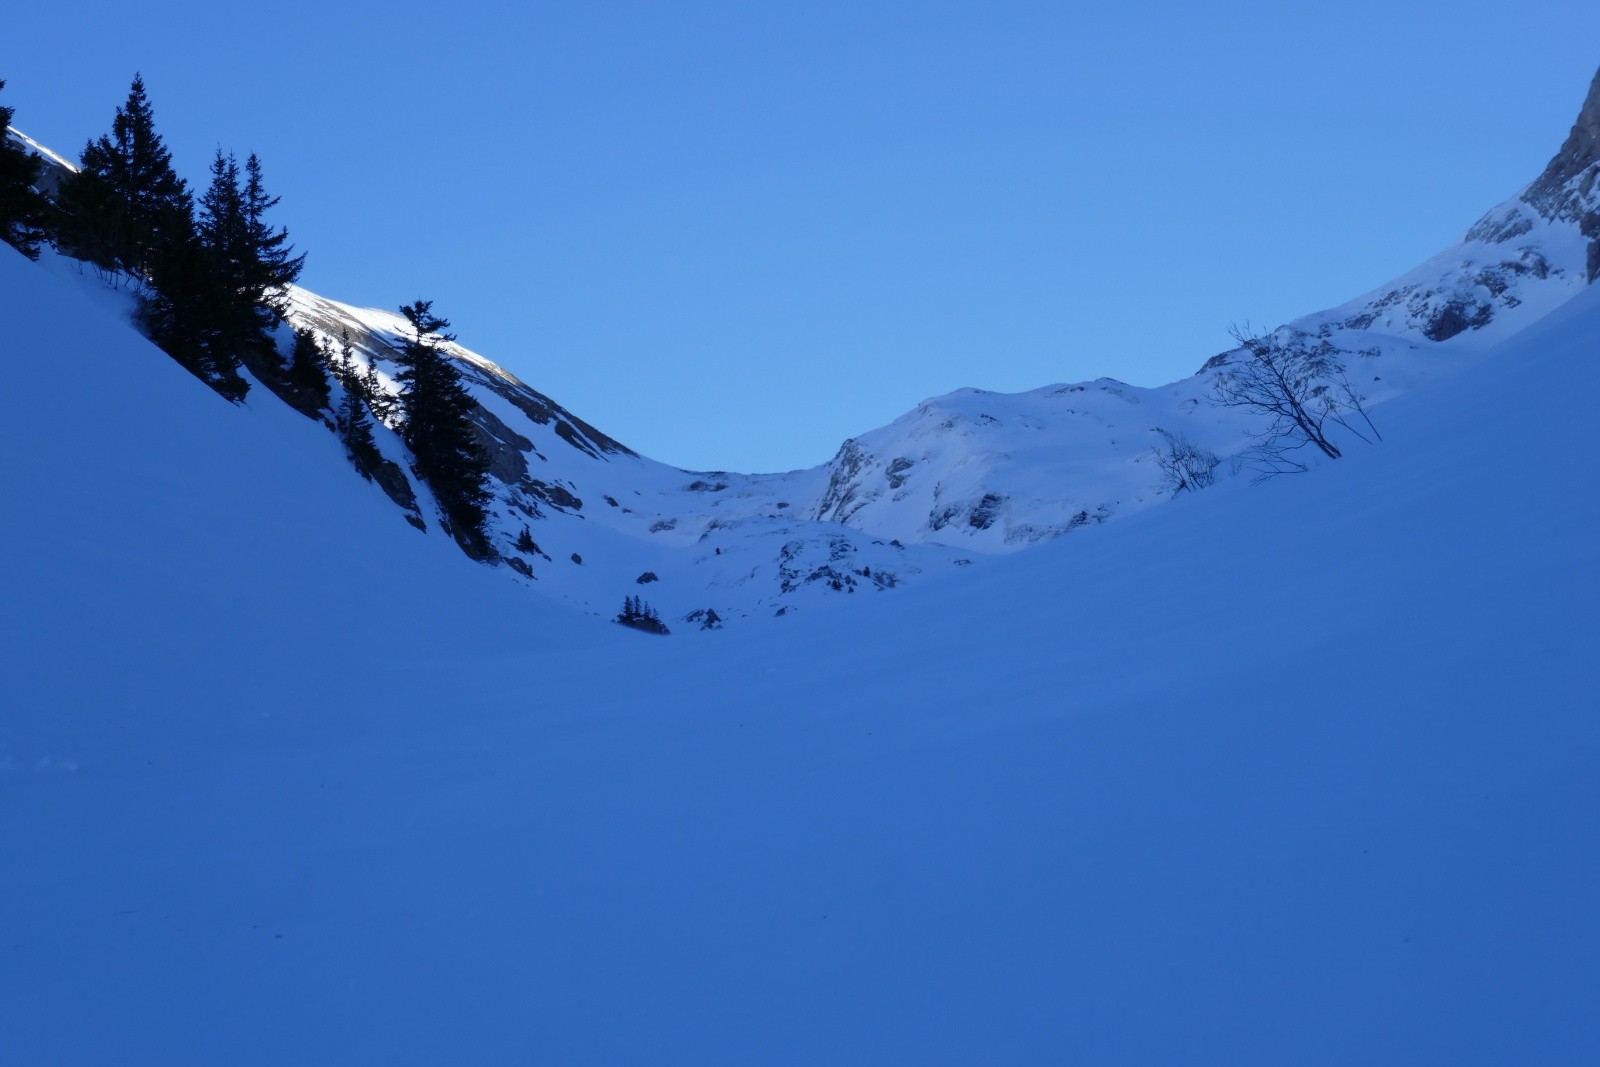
[[2, 234, 1598, 1064]]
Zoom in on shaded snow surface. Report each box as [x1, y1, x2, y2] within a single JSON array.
[[2, 246, 1598, 1063]]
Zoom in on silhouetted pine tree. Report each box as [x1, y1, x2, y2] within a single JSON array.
[[139, 149, 304, 403], [332, 331, 383, 411], [52, 74, 191, 279], [138, 218, 256, 400], [240, 153, 304, 321], [617, 595, 670, 634], [337, 377, 381, 478], [137, 205, 249, 396], [186, 151, 257, 380], [287, 327, 332, 412], [395, 300, 491, 550], [361, 354, 395, 421], [0, 79, 48, 260], [328, 332, 382, 476]]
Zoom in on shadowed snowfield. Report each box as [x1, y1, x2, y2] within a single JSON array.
[[2, 238, 1597, 1062]]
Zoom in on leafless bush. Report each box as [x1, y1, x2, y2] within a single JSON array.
[[1149, 428, 1221, 495], [1212, 325, 1380, 480]]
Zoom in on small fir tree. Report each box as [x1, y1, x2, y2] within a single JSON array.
[[141, 149, 303, 403], [395, 300, 491, 548], [337, 374, 382, 477], [240, 153, 304, 320], [331, 333, 382, 476], [0, 79, 48, 259], [287, 327, 332, 412], [361, 355, 394, 421], [617, 596, 670, 634], [53, 74, 192, 279], [138, 221, 255, 400]]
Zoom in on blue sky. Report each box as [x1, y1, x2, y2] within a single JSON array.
[[5, 3, 1598, 472]]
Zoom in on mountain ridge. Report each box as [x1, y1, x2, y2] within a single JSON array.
[[8, 66, 1598, 626]]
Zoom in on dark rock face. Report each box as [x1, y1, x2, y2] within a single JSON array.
[[1519, 67, 1600, 282], [967, 493, 1006, 530], [1465, 207, 1535, 245], [929, 492, 1007, 533], [470, 371, 634, 461], [774, 535, 898, 595], [1331, 246, 1560, 345], [684, 608, 723, 630], [928, 503, 959, 532], [527, 479, 582, 513], [814, 440, 875, 524], [1422, 300, 1495, 342], [1525, 67, 1600, 217], [471, 406, 534, 485]]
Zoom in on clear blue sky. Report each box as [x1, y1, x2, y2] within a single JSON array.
[[5, 3, 1597, 472]]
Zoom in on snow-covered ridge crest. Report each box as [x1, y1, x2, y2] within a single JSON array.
[[800, 68, 1600, 555]]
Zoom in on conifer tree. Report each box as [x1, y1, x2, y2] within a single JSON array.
[[287, 326, 332, 412], [192, 151, 302, 362], [53, 74, 191, 279], [395, 300, 491, 548], [334, 331, 379, 406], [138, 155, 247, 399], [194, 151, 254, 358], [337, 374, 381, 477], [617, 595, 670, 634], [361, 354, 393, 421], [141, 149, 303, 402], [326, 332, 381, 476], [241, 153, 304, 320], [0, 79, 48, 260], [138, 216, 255, 399]]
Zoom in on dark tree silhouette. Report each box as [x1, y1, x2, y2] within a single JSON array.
[[617, 596, 671, 634], [1212, 326, 1380, 479], [286, 326, 332, 413], [240, 152, 304, 321], [53, 74, 191, 280], [1148, 428, 1221, 495], [0, 79, 48, 259], [395, 300, 492, 552]]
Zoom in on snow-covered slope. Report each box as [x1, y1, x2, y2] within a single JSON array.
[[277, 287, 975, 627], [4, 226, 1597, 1062], [11, 70, 1595, 628], [254, 69, 1600, 625], [799, 67, 1600, 553]]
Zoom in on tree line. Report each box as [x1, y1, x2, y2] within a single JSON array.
[[0, 74, 491, 548]]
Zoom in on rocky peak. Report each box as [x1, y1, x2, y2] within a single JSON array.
[[1522, 67, 1600, 226], [1552, 67, 1600, 180]]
